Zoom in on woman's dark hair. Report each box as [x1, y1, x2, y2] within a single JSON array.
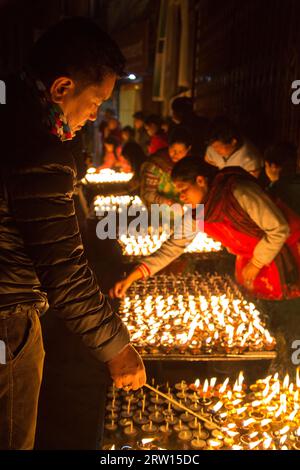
[[169, 126, 192, 148], [133, 111, 145, 121], [122, 125, 135, 140], [171, 156, 217, 183], [264, 142, 297, 175], [144, 114, 162, 128], [207, 116, 243, 147], [104, 136, 119, 156], [171, 97, 193, 116], [27, 17, 126, 89], [122, 142, 147, 174]]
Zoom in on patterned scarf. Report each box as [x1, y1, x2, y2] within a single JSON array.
[[21, 69, 74, 142], [47, 103, 74, 141]]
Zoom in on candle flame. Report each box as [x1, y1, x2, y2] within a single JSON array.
[[243, 418, 256, 427], [142, 438, 155, 445], [251, 400, 262, 407], [249, 439, 262, 450], [261, 419, 272, 427], [279, 435, 288, 445], [219, 377, 230, 394], [213, 401, 223, 412], [203, 379, 209, 393], [232, 399, 242, 406], [279, 425, 290, 435], [226, 430, 240, 437], [288, 410, 297, 421], [194, 379, 200, 388], [296, 367, 300, 388], [227, 423, 237, 429], [87, 167, 96, 174], [209, 440, 221, 447], [263, 438, 272, 450], [283, 374, 290, 389], [236, 406, 247, 415], [210, 377, 217, 388], [262, 383, 269, 398]]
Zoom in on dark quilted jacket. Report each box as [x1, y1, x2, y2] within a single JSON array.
[[0, 75, 129, 362]]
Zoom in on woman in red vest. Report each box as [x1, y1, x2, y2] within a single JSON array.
[[110, 158, 300, 373], [111, 158, 300, 301]]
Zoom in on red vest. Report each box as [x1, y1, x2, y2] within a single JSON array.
[[203, 168, 300, 300]]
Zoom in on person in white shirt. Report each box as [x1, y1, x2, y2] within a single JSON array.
[[205, 117, 263, 177]]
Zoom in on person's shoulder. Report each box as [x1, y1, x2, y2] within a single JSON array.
[[206, 145, 222, 162], [241, 140, 262, 159]]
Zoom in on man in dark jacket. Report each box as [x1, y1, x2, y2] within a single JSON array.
[[0, 17, 145, 450]]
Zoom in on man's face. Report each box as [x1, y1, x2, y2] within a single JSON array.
[[52, 74, 117, 133], [145, 123, 158, 137], [107, 117, 118, 130], [134, 118, 144, 130], [175, 177, 208, 208], [210, 139, 237, 157], [168, 142, 191, 163]]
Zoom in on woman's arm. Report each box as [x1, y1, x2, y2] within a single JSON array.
[[233, 180, 290, 268], [110, 228, 197, 298]]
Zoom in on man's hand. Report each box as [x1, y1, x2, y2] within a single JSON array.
[[109, 277, 133, 299], [242, 261, 261, 289], [107, 344, 146, 391]]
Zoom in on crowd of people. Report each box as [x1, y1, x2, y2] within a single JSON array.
[[94, 101, 300, 220], [105, 103, 300, 375]]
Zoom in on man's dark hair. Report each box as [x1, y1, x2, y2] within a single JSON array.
[[133, 111, 145, 121], [207, 117, 243, 147], [27, 17, 126, 89], [171, 97, 193, 116], [171, 156, 217, 183], [144, 114, 162, 128], [169, 126, 192, 148]]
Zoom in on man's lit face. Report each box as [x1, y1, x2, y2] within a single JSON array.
[[145, 123, 158, 137], [58, 74, 117, 133], [133, 118, 144, 130], [169, 142, 191, 163], [174, 178, 208, 208], [210, 139, 237, 157]]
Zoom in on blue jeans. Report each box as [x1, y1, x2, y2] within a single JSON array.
[[0, 304, 45, 449]]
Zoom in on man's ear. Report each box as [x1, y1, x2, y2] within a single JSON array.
[[231, 138, 238, 147], [196, 175, 206, 186], [50, 77, 75, 104]]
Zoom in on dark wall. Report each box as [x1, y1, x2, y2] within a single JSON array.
[[0, 0, 108, 75], [192, 0, 300, 151]]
